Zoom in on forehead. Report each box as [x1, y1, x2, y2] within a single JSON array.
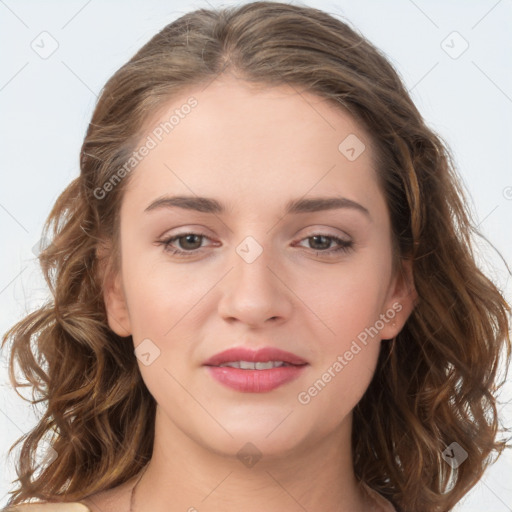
[[122, 75, 383, 217]]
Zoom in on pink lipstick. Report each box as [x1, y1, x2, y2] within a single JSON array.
[[203, 346, 308, 393]]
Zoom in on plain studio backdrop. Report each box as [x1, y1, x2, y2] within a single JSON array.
[[1, 0, 511, 510]]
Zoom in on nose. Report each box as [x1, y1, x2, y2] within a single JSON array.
[[217, 242, 293, 328]]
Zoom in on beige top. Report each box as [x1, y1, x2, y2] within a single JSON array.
[[3, 504, 91, 512], [4, 484, 396, 512]]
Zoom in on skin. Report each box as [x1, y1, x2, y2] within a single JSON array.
[[86, 72, 416, 512]]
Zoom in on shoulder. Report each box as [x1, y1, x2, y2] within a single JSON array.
[[3, 503, 91, 512], [3, 471, 140, 512]]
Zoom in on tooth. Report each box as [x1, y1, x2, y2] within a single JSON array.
[[219, 361, 241, 368], [255, 361, 273, 370], [218, 360, 289, 370]]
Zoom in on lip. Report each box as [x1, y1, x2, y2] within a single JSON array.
[[203, 346, 308, 366], [203, 346, 308, 393], [205, 365, 307, 392]]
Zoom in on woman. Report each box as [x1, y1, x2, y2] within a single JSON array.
[[2, 2, 510, 511]]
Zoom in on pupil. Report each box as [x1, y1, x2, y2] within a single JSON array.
[[182, 234, 201, 250], [311, 235, 329, 250]]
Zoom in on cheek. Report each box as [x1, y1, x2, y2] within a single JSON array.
[[295, 271, 386, 421], [295, 253, 391, 402], [315, 281, 384, 386], [121, 248, 210, 341], [301, 259, 391, 345]]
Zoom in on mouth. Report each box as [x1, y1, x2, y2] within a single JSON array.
[[203, 346, 308, 367], [216, 360, 300, 369], [203, 346, 308, 392]]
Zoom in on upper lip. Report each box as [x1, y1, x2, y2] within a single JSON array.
[[203, 347, 308, 366]]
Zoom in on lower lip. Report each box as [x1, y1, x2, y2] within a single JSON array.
[[205, 364, 307, 392]]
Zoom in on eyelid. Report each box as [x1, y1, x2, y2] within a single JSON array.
[[292, 227, 352, 242]]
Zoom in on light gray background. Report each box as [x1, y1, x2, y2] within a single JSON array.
[[1, 0, 511, 509]]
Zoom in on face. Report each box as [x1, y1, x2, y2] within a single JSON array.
[[103, 74, 415, 460]]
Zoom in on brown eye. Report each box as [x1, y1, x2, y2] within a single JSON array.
[[158, 232, 211, 258], [297, 234, 354, 256], [308, 235, 333, 250], [174, 234, 203, 251]]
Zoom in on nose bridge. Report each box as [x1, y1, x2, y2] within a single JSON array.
[[217, 234, 291, 325], [235, 234, 275, 289]]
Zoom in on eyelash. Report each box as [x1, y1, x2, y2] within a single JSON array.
[[157, 232, 354, 259]]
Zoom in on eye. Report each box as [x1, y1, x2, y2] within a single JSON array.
[[295, 234, 354, 257], [158, 232, 212, 258], [157, 231, 353, 259]]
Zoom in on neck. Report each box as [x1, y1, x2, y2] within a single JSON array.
[[132, 406, 369, 512]]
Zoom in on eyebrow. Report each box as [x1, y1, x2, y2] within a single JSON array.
[[144, 195, 371, 219]]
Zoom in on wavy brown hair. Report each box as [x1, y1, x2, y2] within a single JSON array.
[[2, 2, 510, 511]]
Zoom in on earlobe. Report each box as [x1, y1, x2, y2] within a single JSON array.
[[380, 258, 417, 340]]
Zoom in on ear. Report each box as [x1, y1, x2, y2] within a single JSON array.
[[379, 258, 417, 341], [97, 241, 132, 338]]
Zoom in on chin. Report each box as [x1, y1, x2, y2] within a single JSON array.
[[196, 427, 308, 463]]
